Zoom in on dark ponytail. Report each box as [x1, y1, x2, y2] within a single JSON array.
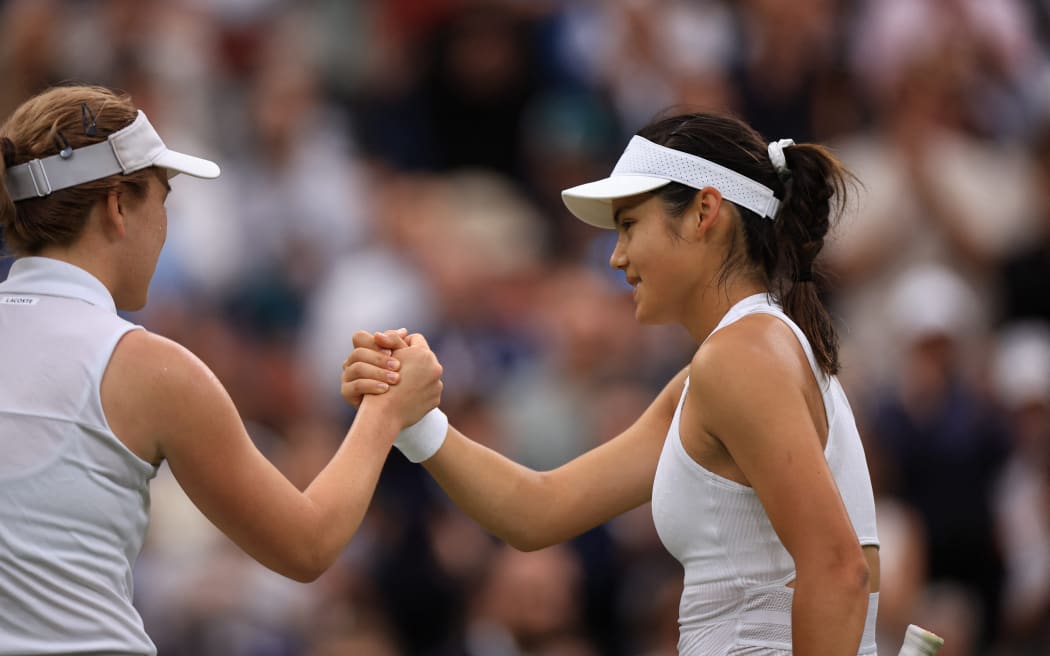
[[770, 143, 852, 375], [638, 112, 854, 375]]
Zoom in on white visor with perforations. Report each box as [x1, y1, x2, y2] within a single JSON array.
[[5, 110, 220, 202], [561, 136, 780, 229]]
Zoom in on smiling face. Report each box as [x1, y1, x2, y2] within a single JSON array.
[[609, 191, 708, 325]]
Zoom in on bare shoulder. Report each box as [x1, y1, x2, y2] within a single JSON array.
[[103, 329, 230, 462], [109, 329, 220, 393], [109, 329, 234, 422], [686, 314, 815, 438], [691, 314, 810, 391]]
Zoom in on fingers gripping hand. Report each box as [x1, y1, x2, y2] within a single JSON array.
[[373, 333, 443, 428], [374, 329, 409, 352], [340, 328, 409, 407]]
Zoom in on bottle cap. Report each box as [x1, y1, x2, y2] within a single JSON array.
[[901, 624, 944, 655]]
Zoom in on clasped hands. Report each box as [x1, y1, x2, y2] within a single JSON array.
[[341, 328, 443, 430]]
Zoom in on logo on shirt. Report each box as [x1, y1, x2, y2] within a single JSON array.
[[1, 296, 39, 305]]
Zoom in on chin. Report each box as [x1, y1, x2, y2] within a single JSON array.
[[635, 305, 675, 326], [634, 306, 659, 325]]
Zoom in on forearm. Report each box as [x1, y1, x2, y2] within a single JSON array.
[[422, 426, 570, 551], [791, 565, 870, 655], [300, 399, 400, 572]]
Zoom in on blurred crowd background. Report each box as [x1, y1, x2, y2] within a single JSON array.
[[2, 0, 1050, 654]]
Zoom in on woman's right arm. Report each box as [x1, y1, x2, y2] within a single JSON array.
[[343, 331, 687, 551], [101, 329, 442, 582]]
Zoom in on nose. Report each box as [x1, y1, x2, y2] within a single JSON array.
[[609, 234, 627, 270]]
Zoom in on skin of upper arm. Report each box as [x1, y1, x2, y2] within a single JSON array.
[[687, 319, 865, 576], [103, 330, 318, 565]]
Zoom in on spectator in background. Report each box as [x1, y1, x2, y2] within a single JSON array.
[[352, 2, 542, 178], [1000, 118, 1050, 324], [849, 0, 1043, 142], [730, 0, 856, 143], [865, 265, 1013, 650], [551, 0, 735, 133], [991, 322, 1050, 652], [825, 43, 1036, 398], [226, 53, 373, 319], [517, 90, 623, 261], [462, 544, 594, 656], [0, 1, 66, 120]]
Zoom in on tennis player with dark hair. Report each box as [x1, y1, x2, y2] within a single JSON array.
[[0, 84, 443, 655], [344, 112, 881, 655]]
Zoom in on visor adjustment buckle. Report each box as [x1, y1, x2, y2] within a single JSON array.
[[26, 159, 52, 198]]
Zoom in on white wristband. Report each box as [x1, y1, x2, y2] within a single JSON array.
[[393, 408, 448, 463]]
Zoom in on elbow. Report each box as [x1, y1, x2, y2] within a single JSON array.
[[494, 472, 562, 552], [836, 550, 871, 598], [846, 544, 871, 590], [507, 535, 554, 553], [273, 543, 338, 583], [286, 565, 324, 584], [284, 553, 334, 583], [799, 547, 870, 596], [500, 529, 552, 553], [857, 558, 871, 589], [849, 559, 870, 595], [499, 518, 560, 552]]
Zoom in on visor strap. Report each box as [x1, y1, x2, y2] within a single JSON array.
[[5, 140, 124, 201], [612, 136, 781, 220]]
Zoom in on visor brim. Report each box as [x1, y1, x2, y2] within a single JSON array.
[[561, 175, 670, 229], [155, 149, 221, 180]]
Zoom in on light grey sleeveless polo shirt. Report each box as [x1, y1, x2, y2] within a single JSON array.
[[0, 257, 157, 655]]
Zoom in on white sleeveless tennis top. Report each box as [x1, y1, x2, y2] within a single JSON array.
[[0, 257, 157, 655], [651, 293, 879, 655]]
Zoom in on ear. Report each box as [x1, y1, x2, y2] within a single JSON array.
[[688, 187, 724, 238], [101, 189, 128, 241]]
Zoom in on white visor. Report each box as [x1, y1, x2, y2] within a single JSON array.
[[5, 110, 220, 202], [561, 135, 780, 229]]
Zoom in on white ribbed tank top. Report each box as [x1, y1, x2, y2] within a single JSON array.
[[651, 293, 879, 655], [0, 257, 157, 655]]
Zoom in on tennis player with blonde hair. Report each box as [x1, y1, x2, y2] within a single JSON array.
[[0, 84, 442, 655]]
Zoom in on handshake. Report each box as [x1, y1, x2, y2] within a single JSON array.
[[341, 328, 449, 463]]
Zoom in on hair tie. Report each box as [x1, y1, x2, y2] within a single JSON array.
[[795, 270, 814, 283], [768, 138, 795, 174]]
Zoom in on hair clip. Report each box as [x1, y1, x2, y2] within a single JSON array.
[[55, 130, 73, 159], [81, 102, 97, 137]]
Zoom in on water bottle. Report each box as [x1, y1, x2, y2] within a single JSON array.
[[896, 624, 944, 655]]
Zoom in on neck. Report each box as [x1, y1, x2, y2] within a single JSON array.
[[682, 278, 767, 344], [37, 243, 123, 306]]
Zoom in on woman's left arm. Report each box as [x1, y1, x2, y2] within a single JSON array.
[[689, 317, 870, 656]]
